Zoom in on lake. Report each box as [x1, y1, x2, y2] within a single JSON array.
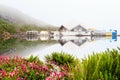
[[0, 35, 120, 61]]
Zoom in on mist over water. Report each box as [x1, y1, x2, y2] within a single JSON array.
[[0, 36, 119, 61]]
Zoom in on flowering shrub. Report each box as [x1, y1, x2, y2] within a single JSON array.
[[0, 55, 71, 80]]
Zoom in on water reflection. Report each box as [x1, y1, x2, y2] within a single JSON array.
[[0, 35, 119, 61], [59, 36, 93, 46], [23, 35, 118, 47]]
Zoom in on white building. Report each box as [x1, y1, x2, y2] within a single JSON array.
[[40, 31, 49, 36], [50, 25, 91, 36], [91, 30, 106, 36]]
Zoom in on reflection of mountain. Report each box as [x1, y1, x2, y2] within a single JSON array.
[[0, 38, 57, 54]]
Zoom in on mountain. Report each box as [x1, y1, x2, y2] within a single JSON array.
[[0, 5, 53, 27]]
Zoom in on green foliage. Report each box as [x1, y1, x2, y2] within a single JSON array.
[[27, 55, 43, 65], [72, 60, 84, 80], [19, 25, 44, 32], [45, 52, 78, 67], [19, 25, 58, 32], [0, 19, 16, 34], [82, 48, 120, 80]]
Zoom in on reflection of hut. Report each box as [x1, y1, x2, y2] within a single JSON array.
[[50, 31, 60, 36], [40, 31, 49, 36], [2, 31, 11, 40], [58, 36, 89, 46], [58, 25, 68, 32], [71, 39, 87, 46], [40, 36, 49, 41], [71, 25, 88, 32], [26, 36, 38, 41], [91, 30, 106, 36], [58, 39, 67, 46], [26, 31, 38, 36]]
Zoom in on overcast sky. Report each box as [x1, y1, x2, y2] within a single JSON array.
[[0, 0, 120, 30]]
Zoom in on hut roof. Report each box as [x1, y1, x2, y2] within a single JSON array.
[[58, 25, 68, 31]]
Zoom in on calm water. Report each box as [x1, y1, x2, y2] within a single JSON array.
[[0, 36, 120, 61]]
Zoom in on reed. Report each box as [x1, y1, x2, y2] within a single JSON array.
[[82, 47, 120, 80]]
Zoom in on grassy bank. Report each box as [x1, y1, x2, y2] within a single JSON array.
[[0, 48, 120, 80]]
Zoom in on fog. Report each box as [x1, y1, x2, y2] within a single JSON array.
[[0, 0, 120, 32]]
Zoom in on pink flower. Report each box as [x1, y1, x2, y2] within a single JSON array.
[[43, 65, 48, 71], [50, 61, 57, 65], [17, 77, 21, 80], [17, 78, 26, 80], [0, 69, 7, 77], [29, 62, 34, 69], [61, 71, 66, 76], [34, 65, 39, 69], [9, 71, 15, 77], [21, 64, 28, 72], [46, 76, 51, 80], [2, 56, 10, 64], [63, 65, 68, 70], [53, 72, 61, 78], [36, 72, 39, 76], [57, 73, 62, 78]]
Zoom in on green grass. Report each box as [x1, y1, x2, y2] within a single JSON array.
[[45, 52, 78, 67], [82, 48, 120, 80]]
